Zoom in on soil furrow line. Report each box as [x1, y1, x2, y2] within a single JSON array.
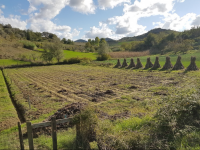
[[19, 72, 90, 103]]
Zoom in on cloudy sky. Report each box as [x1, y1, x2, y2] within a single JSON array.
[[0, 0, 200, 40]]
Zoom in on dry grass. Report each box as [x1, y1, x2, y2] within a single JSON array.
[[0, 37, 39, 59], [109, 50, 150, 58]]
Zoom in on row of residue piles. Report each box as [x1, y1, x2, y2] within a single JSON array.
[[114, 56, 199, 71]]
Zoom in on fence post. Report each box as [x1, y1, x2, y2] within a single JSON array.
[[76, 120, 82, 147], [51, 117, 57, 150], [18, 122, 24, 150], [26, 122, 34, 150]]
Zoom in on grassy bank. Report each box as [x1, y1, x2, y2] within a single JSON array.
[[0, 70, 19, 131]]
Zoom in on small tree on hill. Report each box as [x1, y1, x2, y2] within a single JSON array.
[[97, 42, 111, 61], [41, 43, 64, 63], [98, 42, 110, 55]]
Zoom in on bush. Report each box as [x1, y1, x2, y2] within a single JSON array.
[[96, 54, 111, 61], [67, 57, 81, 64], [80, 57, 92, 64], [20, 41, 37, 50], [150, 88, 200, 149], [63, 57, 92, 64]]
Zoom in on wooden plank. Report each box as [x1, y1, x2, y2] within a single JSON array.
[[56, 118, 72, 124], [32, 121, 51, 129], [18, 122, 24, 150], [51, 117, 57, 150], [31, 118, 72, 129], [26, 122, 34, 150]]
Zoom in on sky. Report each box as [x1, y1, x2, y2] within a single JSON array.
[[0, 0, 200, 41]]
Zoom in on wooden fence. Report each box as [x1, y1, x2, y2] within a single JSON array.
[[18, 117, 74, 150]]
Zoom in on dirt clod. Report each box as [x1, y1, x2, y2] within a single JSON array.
[[104, 90, 114, 95], [129, 85, 138, 89], [154, 91, 167, 96], [57, 89, 67, 93], [31, 102, 86, 137]]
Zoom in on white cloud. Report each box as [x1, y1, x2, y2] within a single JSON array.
[[98, 0, 131, 10], [98, 0, 190, 38], [27, 0, 84, 40], [153, 13, 197, 31], [69, 0, 96, 14], [29, 19, 79, 39], [85, 22, 113, 39], [192, 15, 200, 26], [1, 5, 5, 9], [28, 0, 95, 16], [0, 15, 27, 29], [177, 0, 185, 2]]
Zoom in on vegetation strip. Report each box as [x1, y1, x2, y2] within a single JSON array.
[[1, 69, 26, 123]]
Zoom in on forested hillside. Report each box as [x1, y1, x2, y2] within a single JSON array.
[[120, 27, 200, 54]]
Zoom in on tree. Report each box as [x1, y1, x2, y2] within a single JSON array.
[[144, 33, 157, 48], [166, 33, 176, 41], [41, 43, 64, 63], [95, 37, 100, 46], [180, 39, 194, 53], [61, 38, 67, 44], [88, 39, 91, 43], [98, 42, 110, 55], [42, 32, 50, 38], [85, 42, 91, 49], [100, 38, 106, 44]]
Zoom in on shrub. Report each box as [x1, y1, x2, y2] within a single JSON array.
[[80, 57, 92, 63], [96, 54, 111, 61], [63, 57, 92, 64], [20, 41, 37, 50], [41, 43, 64, 63], [63, 59, 68, 64], [73, 107, 98, 149], [67, 57, 81, 64], [150, 88, 200, 149]]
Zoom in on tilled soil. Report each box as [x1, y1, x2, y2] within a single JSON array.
[[30, 102, 86, 137], [30, 102, 131, 137]]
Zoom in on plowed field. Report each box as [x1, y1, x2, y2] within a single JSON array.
[[4, 64, 198, 122]]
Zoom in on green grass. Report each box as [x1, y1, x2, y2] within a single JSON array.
[[0, 71, 19, 131], [63, 50, 97, 60], [102, 50, 200, 68], [0, 59, 30, 67], [32, 128, 76, 149], [37, 49, 97, 60]]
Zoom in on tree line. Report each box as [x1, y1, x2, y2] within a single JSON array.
[[121, 26, 200, 54]]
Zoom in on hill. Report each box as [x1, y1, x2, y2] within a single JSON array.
[[118, 28, 179, 42], [74, 39, 87, 43], [105, 38, 118, 46]]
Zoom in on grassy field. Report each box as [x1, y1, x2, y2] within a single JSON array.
[[103, 50, 200, 68], [63, 50, 97, 60], [1, 64, 200, 149], [0, 59, 31, 67], [0, 70, 19, 131]]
